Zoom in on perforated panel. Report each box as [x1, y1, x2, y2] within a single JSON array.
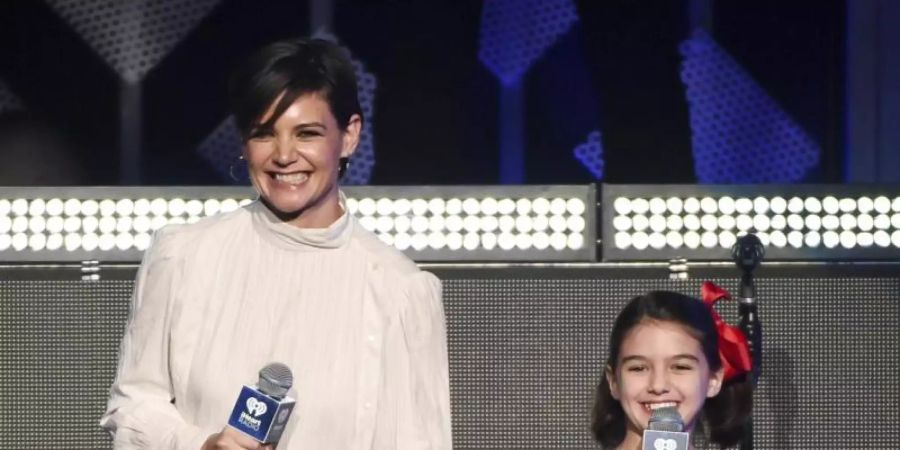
[[573, 130, 604, 180], [680, 30, 820, 183], [1, 266, 898, 449]]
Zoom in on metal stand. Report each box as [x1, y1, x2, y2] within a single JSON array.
[[731, 235, 765, 450]]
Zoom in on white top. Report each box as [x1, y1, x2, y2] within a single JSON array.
[[101, 198, 452, 449]]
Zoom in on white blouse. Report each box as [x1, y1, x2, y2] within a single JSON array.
[[101, 197, 452, 449]]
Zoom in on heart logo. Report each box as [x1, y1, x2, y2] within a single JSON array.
[[246, 397, 268, 417]]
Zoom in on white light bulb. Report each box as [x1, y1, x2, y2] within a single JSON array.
[[874, 196, 891, 214], [753, 197, 770, 214], [823, 231, 840, 248], [632, 232, 650, 250], [533, 232, 550, 250], [804, 215, 821, 231], [411, 216, 429, 233], [221, 199, 240, 213], [549, 232, 567, 250], [532, 197, 551, 215], [411, 233, 428, 251], [665, 231, 683, 249], [411, 198, 429, 216], [736, 215, 753, 231], [0, 217, 10, 234], [874, 230, 891, 247], [151, 216, 167, 231], [356, 217, 378, 233], [631, 198, 650, 215], [566, 216, 585, 233], [116, 233, 134, 250], [81, 233, 99, 251], [649, 215, 666, 233], [700, 197, 717, 214], [516, 216, 534, 233], [445, 215, 463, 232], [717, 197, 735, 215], [393, 198, 411, 215], [613, 216, 632, 232], [717, 215, 736, 231], [358, 198, 377, 216], [893, 230, 900, 248], [28, 199, 46, 217], [700, 214, 718, 231], [427, 232, 446, 250], [893, 197, 900, 212], [377, 233, 394, 246], [666, 197, 683, 214], [394, 233, 412, 250], [804, 197, 822, 214], [567, 233, 584, 250], [377, 198, 395, 216], [683, 214, 700, 231], [735, 198, 753, 214], [28, 216, 46, 233], [770, 231, 787, 248], [377, 216, 394, 234], [482, 232, 499, 250], [28, 233, 47, 251], [718, 231, 736, 249], [756, 232, 770, 247], [499, 215, 516, 232], [99, 216, 116, 234], [394, 216, 411, 233], [0, 234, 10, 251], [804, 231, 821, 248], [46, 198, 64, 217], [874, 214, 890, 229], [613, 197, 632, 215], [64, 233, 81, 251], [428, 215, 446, 232], [753, 215, 771, 232], [480, 197, 498, 216], [770, 197, 787, 214], [0, 199, 11, 216], [516, 198, 532, 215], [892, 214, 900, 229], [462, 233, 480, 250], [683, 197, 700, 214], [838, 198, 856, 213], [81, 199, 100, 217], [185, 200, 203, 217], [858, 197, 874, 214], [516, 233, 533, 250], [498, 198, 516, 215], [135, 233, 152, 250], [822, 215, 839, 230], [446, 232, 463, 250], [840, 231, 857, 248], [463, 215, 481, 233], [46, 216, 64, 234], [98, 233, 116, 251], [549, 215, 567, 233], [649, 197, 666, 215], [479, 215, 499, 232], [116, 217, 133, 233], [858, 214, 874, 231], [684, 231, 700, 249], [614, 232, 631, 249], [788, 231, 804, 248], [462, 198, 480, 215], [134, 198, 152, 216], [787, 197, 804, 213], [115, 199, 135, 216], [821, 196, 839, 214], [649, 233, 666, 249], [445, 198, 462, 215], [666, 215, 683, 231], [427, 198, 446, 216], [787, 214, 804, 230], [840, 214, 857, 230], [12, 233, 28, 251], [11, 199, 28, 216], [632, 215, 650, 232], [63, 199, 81, 217], [99, 199, 117, 216], [857, 232, 874, 247], [12, 216, 28, 233]]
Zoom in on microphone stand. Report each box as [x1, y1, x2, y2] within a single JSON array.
[[731, 234, 764, 450]]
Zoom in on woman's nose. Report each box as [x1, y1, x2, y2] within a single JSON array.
[[647, 369, 671, 394], [273, 138, 298, 165]]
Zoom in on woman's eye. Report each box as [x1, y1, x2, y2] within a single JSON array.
[[626, 365, 647, 373], [672, 364, 694, 371], [296, 130, 321, 138], [249, 129, 273, 139]]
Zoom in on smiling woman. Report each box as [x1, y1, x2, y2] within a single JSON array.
[[100, 38, 452, 450]]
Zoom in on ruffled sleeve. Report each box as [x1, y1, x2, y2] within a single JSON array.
[[396, 271, 452, 449], [99, 227, 209, 449]]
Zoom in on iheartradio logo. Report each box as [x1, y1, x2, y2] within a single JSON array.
[[246, 397, 268, 417]]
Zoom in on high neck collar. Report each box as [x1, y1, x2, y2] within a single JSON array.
[[249, 193, 353, 251]]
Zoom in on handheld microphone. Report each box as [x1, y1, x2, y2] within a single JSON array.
[[227, 362, 297, 444], [642, 406, 689, 450]]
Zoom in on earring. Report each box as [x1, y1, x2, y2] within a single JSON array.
[[229, 155, 249, 183], [338, 157, 351, 179]]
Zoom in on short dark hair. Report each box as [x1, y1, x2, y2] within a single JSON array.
[[229, 38, 362, 140], [591, 291, 752, 449]]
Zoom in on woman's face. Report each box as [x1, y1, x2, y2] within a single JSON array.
[[244, 92, 360, 228], [607, 320, 724, 441]]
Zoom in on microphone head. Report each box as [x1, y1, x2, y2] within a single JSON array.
[[258, 362, 293, 398], [648, 406, 684, 432], [731, 233, 765, 272]]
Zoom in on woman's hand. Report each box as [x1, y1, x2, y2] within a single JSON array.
[[201, 427, 274, 450]]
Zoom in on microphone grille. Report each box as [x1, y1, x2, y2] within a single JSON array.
[[258, 362, 293, 398], [648, 406, 684, 432]]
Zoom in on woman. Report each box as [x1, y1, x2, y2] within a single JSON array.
[[592, 283, 753, 449], [101, 38, 452, 449]]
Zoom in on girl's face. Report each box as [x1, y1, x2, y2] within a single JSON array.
[[607, 319, 724, 443], [244, 92, 360, 228]]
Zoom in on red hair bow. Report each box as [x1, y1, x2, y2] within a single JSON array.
[[700, 281, 753, 381]]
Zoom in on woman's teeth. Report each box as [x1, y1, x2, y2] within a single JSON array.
[[274, 173, 309, 184]]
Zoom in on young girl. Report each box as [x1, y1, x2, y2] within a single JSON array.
[[592, 282, 753, 449]]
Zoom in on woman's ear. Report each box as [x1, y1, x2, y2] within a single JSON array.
[[340, 114, 362, 159], [706, 367, 725, 398], [606, 365, 620, 400]]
